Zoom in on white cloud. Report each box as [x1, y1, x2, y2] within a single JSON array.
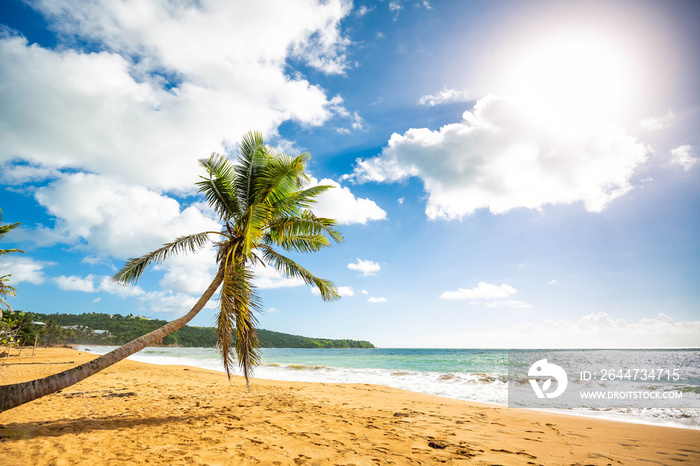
[[670, 145, 697, 171], [418, 87, 470, 106], [156, 247, 219, 295], [33, 173, 220, 259], [397, 312, 700, 348], [440, 282, 517, 300], [138, 290, 202, 315], [55, 274, 96, 292], [28, 173, 221, 298], [442, 282, 530, 309], [389, 2, 403, 12], [356, 5, 374, 16], [344, 95, 648, 219], [347, 258, 381, 276], [639, 110, 675, 131], [329, 95, 366, 133], [253, 262, 306, 290], [48, 271, 205, 315], [312, 178, 386, 225], [0, 0, 353, 191], [367, 296, 387, 303], [52, 273, 146, 298], [96, 276, 146, 298], [483, 300, 532, 309], [0, 162, 61, 185], [311, 285, 355, 297], [547, 279, 558, 285], [1, 256, 52, 285]]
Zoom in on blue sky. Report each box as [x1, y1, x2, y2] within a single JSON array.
[[1, 0, 698, 348]]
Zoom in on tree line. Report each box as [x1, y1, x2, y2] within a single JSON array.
[[2, 311, 374, 349]]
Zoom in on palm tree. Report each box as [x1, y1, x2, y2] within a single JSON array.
[[0, 131, 342, 412], [0, 208, 24, 320]]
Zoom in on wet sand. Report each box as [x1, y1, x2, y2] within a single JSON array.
[[1, 348, 698, 465]]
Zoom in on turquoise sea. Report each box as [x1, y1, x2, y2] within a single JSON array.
[[77, 346, 700, 430]]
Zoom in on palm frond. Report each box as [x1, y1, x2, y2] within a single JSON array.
[[0, 296, 13, 314], [266, 211, 343, 247], [0, 275, 17, 298], [0, 208, 24, 255], [196, 154, 241, 222], [269, 184, 333, 220], [260, 246, 340, 301], [255, 152, 311, 208], [265, 234, 331, 254], [0, 248, 24, 258], [217, 258, 261, 389], [113, 232, 212, 285], [235, 131, 268, 210]]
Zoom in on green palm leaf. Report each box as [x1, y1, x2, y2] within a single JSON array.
[[196, 154, 241, 222], [260, 246, 340, 301], [114, 232, 212, 285]]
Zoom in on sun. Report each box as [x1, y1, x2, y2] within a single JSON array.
[[504, 31, 635, 129]]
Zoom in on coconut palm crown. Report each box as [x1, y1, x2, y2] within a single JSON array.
[[113, 131, 342, 388]]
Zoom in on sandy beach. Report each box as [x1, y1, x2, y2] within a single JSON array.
[[0, 348, 698, 465]]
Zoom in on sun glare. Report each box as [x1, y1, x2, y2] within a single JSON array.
[[505, 31, 635, 130]]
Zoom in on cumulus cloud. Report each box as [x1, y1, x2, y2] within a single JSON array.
[[53, 273, 146, 297], [252, 260, 324, 290], [639, 110, 675, 131], [1, 256, 52, 285], [367, 296, 387, 303], [440, 282, 517, 300], [33, 173, 220, 259], [441, 282, 530, 309], [29, 172, 221, 298], [55, 274, 97, 293], [312, 178, 386, 225], [137, 290, 201, 315], [389, 2, 403, 12], [344, 95, 648, 219], [418, 87, 471, 106], [400, 312, 700, 348], [483, 300, 531, 309], [0, 0, 354, 191], [156, 247, 219, 295], [347, 258, 381, 276], [48, 271, 211, 315], [356, 5, 374, 16], [670, 145, 697, 171], [311, 285, 355, 297], [0, 162, 62, 185]]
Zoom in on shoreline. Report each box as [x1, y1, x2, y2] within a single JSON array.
[[1, 348, 699, 464], [75, 344, 700, 431]]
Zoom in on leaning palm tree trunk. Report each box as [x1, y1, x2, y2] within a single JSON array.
[[0, 268, 224, 413]]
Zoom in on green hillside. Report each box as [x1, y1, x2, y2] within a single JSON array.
[[4, 312, 374, 349]]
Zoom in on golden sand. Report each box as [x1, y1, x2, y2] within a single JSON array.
[[1, 348, 698, 465]]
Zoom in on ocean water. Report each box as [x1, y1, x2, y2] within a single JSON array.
[[76, 346, 700, 430]]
